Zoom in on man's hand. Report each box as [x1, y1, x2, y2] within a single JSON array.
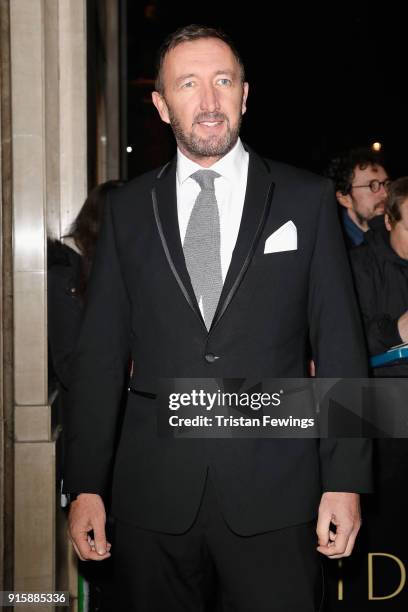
[[68, 493, 111, 561], [316, 492, 361, 559]]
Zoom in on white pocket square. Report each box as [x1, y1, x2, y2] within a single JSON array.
[[264, 220, 297, 254]]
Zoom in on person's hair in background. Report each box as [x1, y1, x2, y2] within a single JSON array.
[[48, 179, 125, 389], [154, 24, 245, 95], [326, 147, 386, 195], [385, 176, 408, 225], [64, 179, 124, 299]]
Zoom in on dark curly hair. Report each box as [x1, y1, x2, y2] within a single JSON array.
[[386, 176, 408, 225], [64, 179, 124, 297], [155, 24, 245, 95], [325, 147, 387, 195]]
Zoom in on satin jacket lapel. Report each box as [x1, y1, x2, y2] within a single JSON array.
[[151, 158, 206, 328], [210, 149, 275, 332]]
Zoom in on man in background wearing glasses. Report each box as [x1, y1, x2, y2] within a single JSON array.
[[326, 147, 391, 248]]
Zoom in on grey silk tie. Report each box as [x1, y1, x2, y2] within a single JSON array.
[[183, 169, 223, 330]]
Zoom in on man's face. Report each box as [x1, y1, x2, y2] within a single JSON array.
[[338, 164, 389, 227], [152, 38, 248, 165], [386, 198, 408, 257]]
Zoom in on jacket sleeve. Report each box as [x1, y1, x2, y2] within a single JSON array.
[[350, 251, 402, 355], [308, 179, 373, 493], [63, 196, 131, 497]]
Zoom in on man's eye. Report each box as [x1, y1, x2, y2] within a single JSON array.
[[218, 78, 231, 86], [182, 81, 194, 88]]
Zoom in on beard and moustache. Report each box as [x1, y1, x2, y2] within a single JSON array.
[[354, 199, 387, 225], [166, 105, 243, 159]]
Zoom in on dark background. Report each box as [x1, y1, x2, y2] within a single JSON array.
[[126, 0, 406, 182]]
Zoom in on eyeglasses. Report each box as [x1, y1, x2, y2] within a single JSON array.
[[351, 179, 392, 194]]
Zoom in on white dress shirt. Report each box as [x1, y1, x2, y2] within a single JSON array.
[[176, 138, 249, 284]]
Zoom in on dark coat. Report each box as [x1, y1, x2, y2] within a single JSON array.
[[350, 222, 408, 377], [47, 240, 83, 390], [64, 147, 372, 535]]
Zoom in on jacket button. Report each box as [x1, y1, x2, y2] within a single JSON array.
[[204, 353, 218, 363]]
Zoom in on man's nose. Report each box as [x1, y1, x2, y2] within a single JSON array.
[[200, 84, 220, 112]]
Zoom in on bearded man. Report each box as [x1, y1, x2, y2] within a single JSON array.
[[65, 25, 372, 611]]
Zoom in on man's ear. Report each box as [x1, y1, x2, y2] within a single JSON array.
[[384, 213, 393, 232], [152, 91, 170, 124], [336, 190, 353, 210], [241, 82, 249, 115]]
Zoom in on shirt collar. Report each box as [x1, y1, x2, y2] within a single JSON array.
[[176, 138, 247, 186], [342, 208, 365, 247]]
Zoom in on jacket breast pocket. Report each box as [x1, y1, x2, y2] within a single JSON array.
[[253, 249, 301, 270], [249, 250, 307, 305]]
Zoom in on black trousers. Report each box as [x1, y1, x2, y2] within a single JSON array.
[[112, 476, 324, 611]]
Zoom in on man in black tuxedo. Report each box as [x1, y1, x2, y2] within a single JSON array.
[[65, 25, 372, 611]]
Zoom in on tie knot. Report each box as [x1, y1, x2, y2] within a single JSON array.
[[190, 169, 220, 191]]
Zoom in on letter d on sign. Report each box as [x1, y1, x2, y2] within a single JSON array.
[[368, 553, 406, 600]]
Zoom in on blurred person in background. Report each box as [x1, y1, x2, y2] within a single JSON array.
[[350, 176, 408, 376], [48, 180, 124, 389], [326, 147, 391, 248], [48, 179, 123, 612], [348, 178, 408, 610]]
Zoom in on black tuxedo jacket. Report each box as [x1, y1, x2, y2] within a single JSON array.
[[64, 147, 372, 535]]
